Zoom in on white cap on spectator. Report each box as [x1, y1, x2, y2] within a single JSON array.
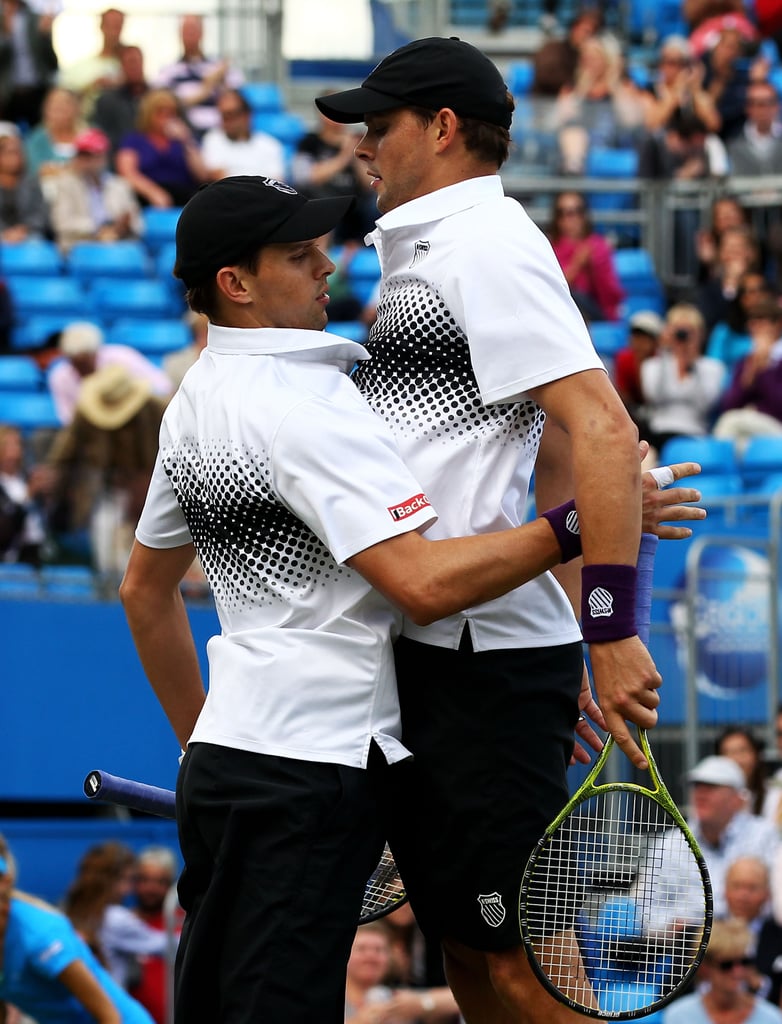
[[686, 755, 746, 789], [629, 311, 664, 338], [60, 321, 104, 357]]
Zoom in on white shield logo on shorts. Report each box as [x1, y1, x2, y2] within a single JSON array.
[[477, 892, 506, 927]]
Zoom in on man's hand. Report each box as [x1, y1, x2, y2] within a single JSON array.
[[589, 637, 661, 769], [641, 456, 705, 540], [571, 665, 606, 765]]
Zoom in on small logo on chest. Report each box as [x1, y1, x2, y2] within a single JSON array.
[[410, 240, 430, 267]]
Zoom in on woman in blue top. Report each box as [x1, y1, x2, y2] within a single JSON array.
[[0, 835, 154, 1024]]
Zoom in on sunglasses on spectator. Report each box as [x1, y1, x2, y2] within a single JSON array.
[[557, 206, 585, 216], [715, 957, 753, 972]]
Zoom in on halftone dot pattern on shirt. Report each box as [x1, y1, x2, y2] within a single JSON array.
[[353, 275, 545, 452], [161, 438, 343, 611]]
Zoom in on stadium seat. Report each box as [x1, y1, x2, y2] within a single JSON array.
[[106, 317, 191, 356], [508, 60, 535, 96], [346, 247, 381, 305], [0, 563, 41, 599], [141, 207, 183, 254], [90, 279, 178, 322], [0, 355, 43, 391], [6, 276, 87, 319], [585, 148, 640, 238], [10, 314, 83, 352], [67, 240, 153, 281], [0, 390, 59, 430], [589, 321, 627, 360], [739, 436, 782, 492], [0, 239, 64, 277], [241, 81, 284, 113], [251, 111, 307, 147], [658, 436, 738, 477], [614, 248, 666, 314], [39, 565, 98, 601]]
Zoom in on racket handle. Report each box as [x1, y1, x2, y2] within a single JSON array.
[[636, 532, 658, 646], [84, 770, 176, 819]]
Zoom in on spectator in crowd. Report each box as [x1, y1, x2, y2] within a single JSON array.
[[713, 295, 782, 451], [763, 705, 782, 828], [48, 126, 142, 253], [703, 26, 755, 142], [92, 45, 150, 161], [716, 725, 769, 815], [530, 6, 603, 97], [162, 310, 207, 390], [0, 833, 155, 1024], [687, 0, 760, 57], [613, 310, 663, 438], [57, 7, 126, 115], [62, 841, 169, 992], [128, 846, 180, 1024], [661, 918, 782, 1024], [344, 921, 459, 1023], [114, 88, 209, 208], [0, 422, 48, 564], [154, 13, 243, 140], [44, 362, 167, 575], [291, 107, 376, 246], [47, 320, 171, 426], [696, 194, 752, 284], [553, 32, 647, 174], [705, 270, 776, 369], [727, 79, 782, 175], [696, 223, 763, 332], [640, 302, 726, 458], [0, 127, 49, 241], [723, 856, 782, 1005], [546, 190, 625, 322], [0, 0, 57, 128], [200, 88, 285, 181], [639, 106, 729, 180], [24, 86, 84, 199], [639, 34, 721, 134]]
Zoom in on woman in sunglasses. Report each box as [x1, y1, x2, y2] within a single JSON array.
[[662, 917, 782, 1023]]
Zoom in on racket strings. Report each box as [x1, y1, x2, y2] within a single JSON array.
[[361, 844, 406, 922], [522, 791, 709, 1016]]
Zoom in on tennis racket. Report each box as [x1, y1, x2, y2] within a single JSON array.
[[83, 769, 407, 924], [519, 533, 713, 1020]]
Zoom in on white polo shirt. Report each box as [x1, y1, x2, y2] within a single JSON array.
[[354, 175, 604, 651], [136, 325, 437, 768]]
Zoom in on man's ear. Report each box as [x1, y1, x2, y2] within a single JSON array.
[[215, 266, 252, 304]]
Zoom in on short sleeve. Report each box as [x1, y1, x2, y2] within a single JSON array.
[[26, 909, 83, 981], [136, 452, 193, 549]]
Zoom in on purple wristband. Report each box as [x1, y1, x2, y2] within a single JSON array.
[[541, 499, 582, 563], [581, 564, 637, 643]]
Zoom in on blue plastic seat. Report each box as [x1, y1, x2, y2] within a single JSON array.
[[6, 276, 87, 318], [39, 564, 98, 601], [508, 60, 535, 96], [346, 247, 381, 305], [106, 317, 192, 356], [0, 355, 43, 391], [658, 436, 738, 476], [67, 240, 152, 281], [90, 279, 179, 322], [141, 207, 184, 254], [241, 81, 284, 113], [0, 240, 64, 277], [589, 321, 627, 359], [0, 390, 59, 430], [0, 563, 41, 599], [251, 111, 307, 147], [740, 436, 782, 492], [10, 314, 84, 351]]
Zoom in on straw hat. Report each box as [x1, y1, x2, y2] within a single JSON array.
[[76, 364, 152, 430]]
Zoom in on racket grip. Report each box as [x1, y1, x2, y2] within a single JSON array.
[[635, 532, 658, 645], [83, 770, 176, 819]]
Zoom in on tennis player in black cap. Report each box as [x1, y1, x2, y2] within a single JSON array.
[[314, 37, 705, 1024]]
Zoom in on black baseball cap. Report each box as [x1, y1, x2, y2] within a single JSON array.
[[174, 175, 354, 289], [315, 36, 511, 130]]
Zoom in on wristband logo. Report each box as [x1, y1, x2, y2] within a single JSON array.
[[588, 586, 614, 618], [566, 509, 580, 535]]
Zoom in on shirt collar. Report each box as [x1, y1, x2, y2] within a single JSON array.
[[369, 175, 505, 237], [206, 324, 368, 373]]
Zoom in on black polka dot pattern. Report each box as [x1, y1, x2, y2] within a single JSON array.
[[353, 275, 544, 453], [161, 439, 344, 612]]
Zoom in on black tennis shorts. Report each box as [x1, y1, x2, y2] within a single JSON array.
[[175, 742, 386, 1024], [378, 634, 583, 952]]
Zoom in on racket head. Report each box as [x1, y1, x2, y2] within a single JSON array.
[[520, 741, 712, 1019], [360, 843, 408, 923]]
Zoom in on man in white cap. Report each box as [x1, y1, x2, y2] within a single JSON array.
[[47, 320, 172, 425]]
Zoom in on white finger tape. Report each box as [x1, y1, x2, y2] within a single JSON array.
[[649, 465, 675, 490]]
